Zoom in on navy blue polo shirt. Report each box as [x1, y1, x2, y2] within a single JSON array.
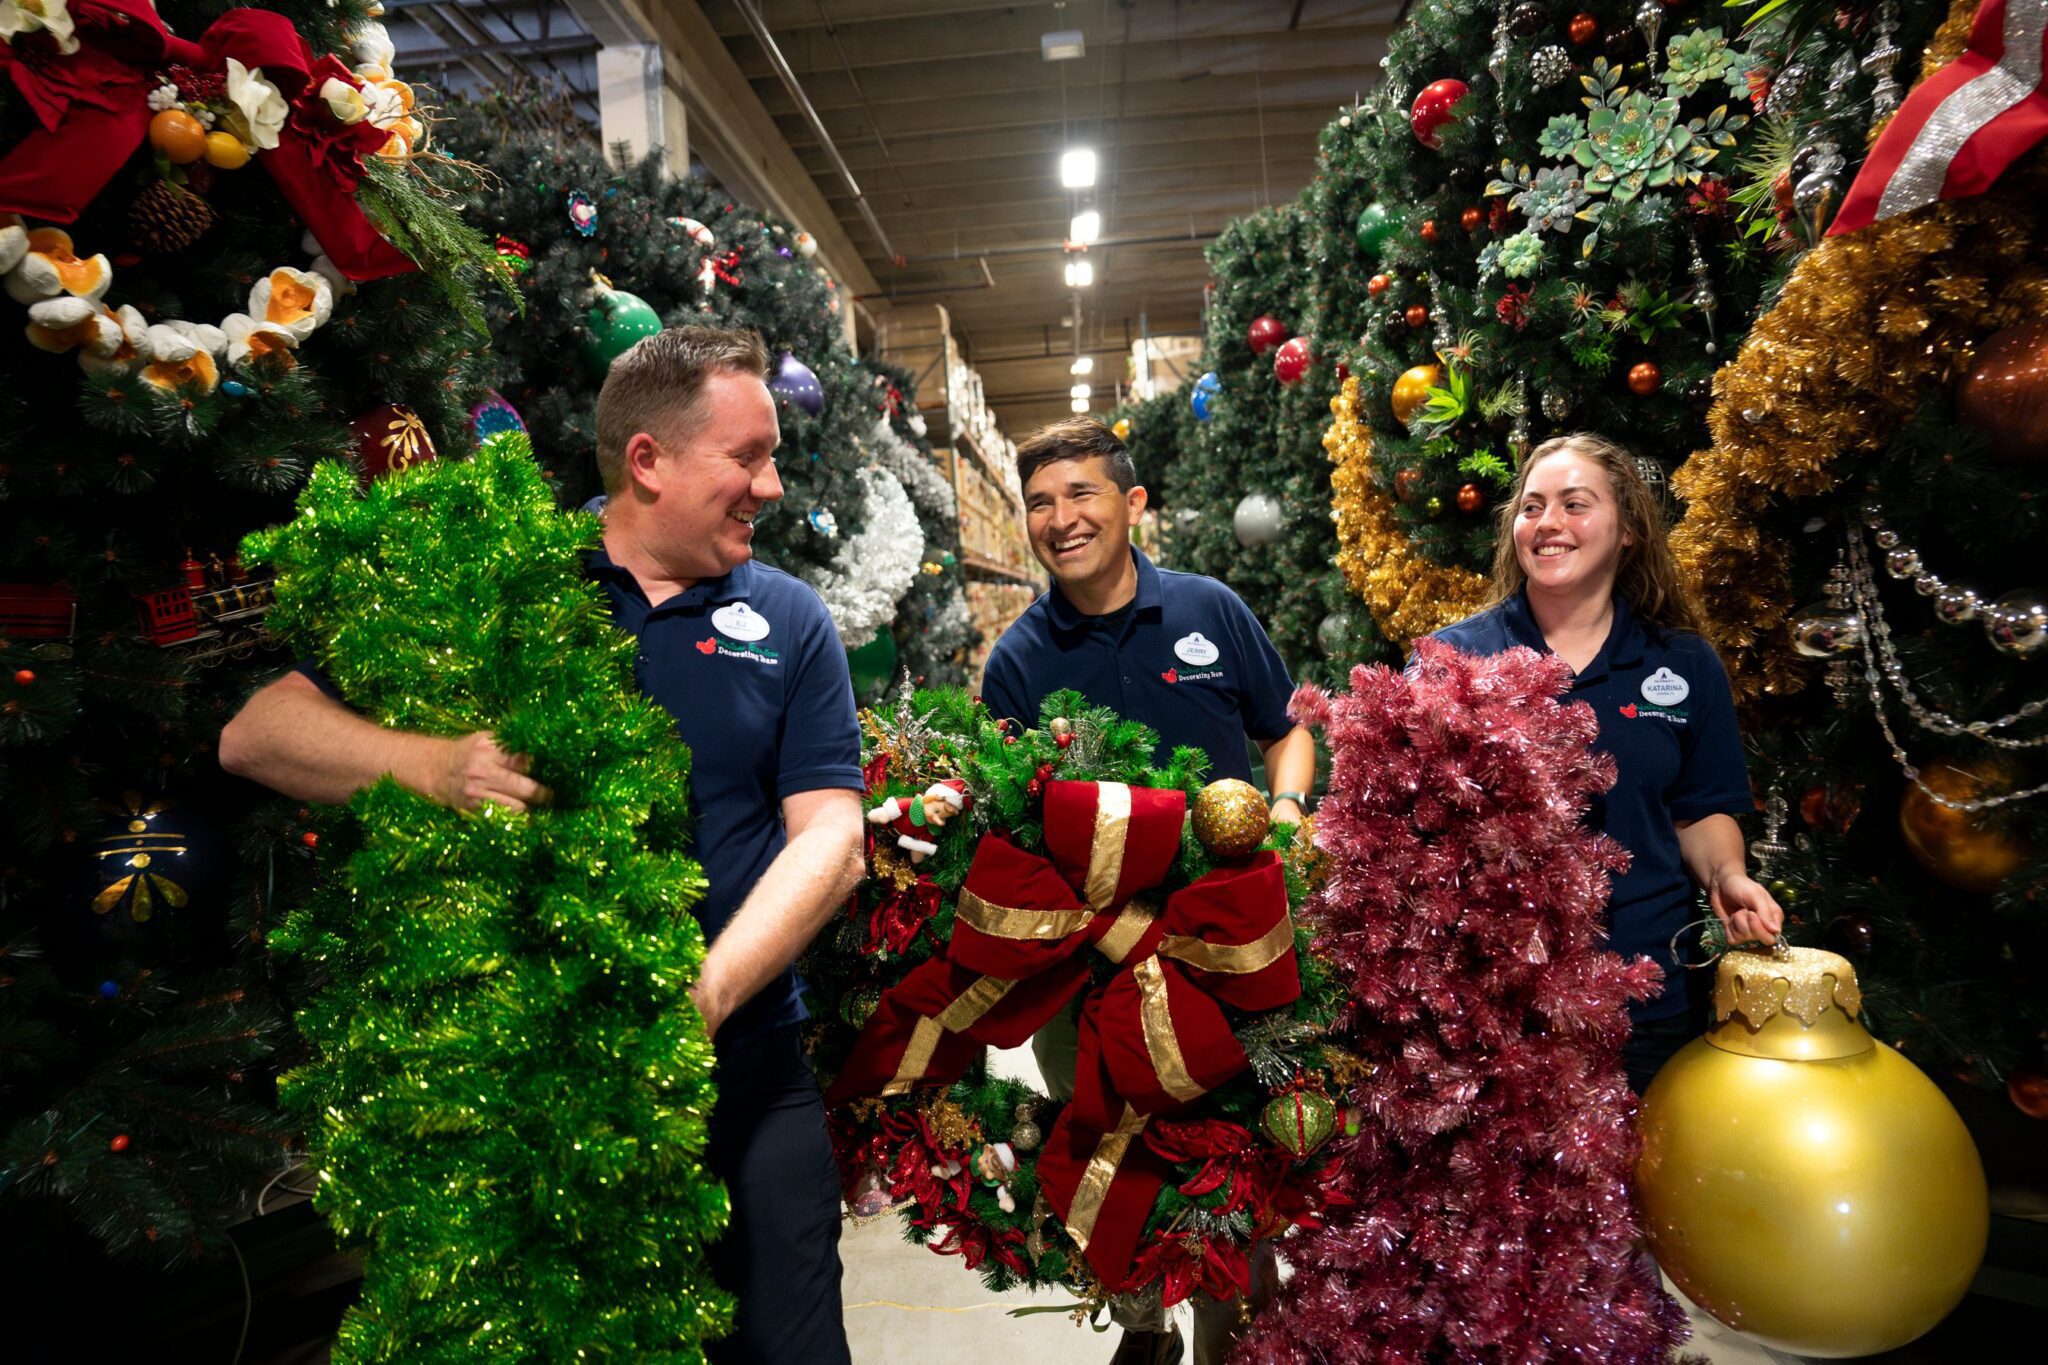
[[1429, 589, 1752, 1020], [980, 548, 1296, 783], [303, 544, 863, 1043]]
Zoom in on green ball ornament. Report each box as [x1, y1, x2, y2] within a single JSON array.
[[579, 275, 664, 379], [1354, 201, 1398, 259], [1425, 494, 1445, 517], [840, 985, 881, 1028], [1261, 1087, 1339, 1156], [846, 629, 898, 698]]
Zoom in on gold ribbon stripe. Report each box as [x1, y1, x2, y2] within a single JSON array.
[[1082, 783, 1132, 911], [1094, 896, 1158, 966], [955, 888, 1096, 941], [1157, 913, 1297, 976], [1133, 955, 1205, 1104], [882, 974, 1019, 1096], [1064, 1104, 1150, 1252]]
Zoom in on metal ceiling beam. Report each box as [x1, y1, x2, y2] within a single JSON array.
[[704, 0, 1400, 43], [398, 33, 600, 63], [795, 107, 1335, 175]]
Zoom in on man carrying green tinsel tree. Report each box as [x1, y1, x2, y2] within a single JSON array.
[[225, 326, 869, 1360], [0, 0, 502, 1345]]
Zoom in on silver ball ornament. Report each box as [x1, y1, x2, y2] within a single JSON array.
[[1934, 587, 1981, 625], [1541, 389, 1572, 422], [1985, 589, 2048, 657], [1010, 1120, 1043, 1152], [1884, 547, 1923, 581], [1532, 46, 1570, 88], [1233, 492, 1286, 548], [1790, 605, 1864, 658]]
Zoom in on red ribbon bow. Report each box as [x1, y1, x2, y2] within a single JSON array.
[[826, 779, 1298, 1287], [0, 1, 412, 280]]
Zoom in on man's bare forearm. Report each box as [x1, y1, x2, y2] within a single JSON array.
[[219, 672, 445, 804], [693, 793, 864, 1037]]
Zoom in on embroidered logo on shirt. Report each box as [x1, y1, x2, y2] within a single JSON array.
[[1620, 703, 1638, 719], [1641, 667, 1690, 706], [713, 602, 771, 642], [697, 638, 717, 655], [697, 633, 781, 665], [1161, 668, 1178, 684], [1173, 631, 1219, 666]]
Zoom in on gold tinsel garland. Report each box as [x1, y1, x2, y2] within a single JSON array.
[[1669, 8, 2048, 706], [1326, 376, 1491, 646]]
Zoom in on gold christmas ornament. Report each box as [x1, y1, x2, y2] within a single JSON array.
[[1191, 779, 1270, 858], [1637, 947, 1988, 1358], [1898, 760, 2031, 895]]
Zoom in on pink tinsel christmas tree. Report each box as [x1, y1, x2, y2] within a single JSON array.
[[1239, 641, 1689, 1363]]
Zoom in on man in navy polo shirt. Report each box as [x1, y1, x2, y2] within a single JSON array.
[[220, 327, 865, 1364], [979, 417, 1313, 1365]]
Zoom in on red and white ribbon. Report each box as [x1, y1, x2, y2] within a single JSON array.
[[1832, 0, 2048, 235]]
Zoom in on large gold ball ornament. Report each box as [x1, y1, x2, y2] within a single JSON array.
[[1191, 779, 1270, 859], [1637, 948, 1988, 1358], [1390, 364, 1441, 425], [1955, 319, 2048, 464], [1898, 760, 2030, 894]]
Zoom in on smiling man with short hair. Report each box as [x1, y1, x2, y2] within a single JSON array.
[[976, 417, 1312, 1365], [221, 326, 864, 1364]]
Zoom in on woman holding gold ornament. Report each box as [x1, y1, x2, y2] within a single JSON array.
[[1431, 434, 1783, 1091]]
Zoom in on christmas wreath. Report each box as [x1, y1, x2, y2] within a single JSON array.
[[804, 687, 1355, 1310]]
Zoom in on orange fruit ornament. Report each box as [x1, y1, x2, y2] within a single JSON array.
[[148, 110, 208, 165], [202, 132, 250, 170]]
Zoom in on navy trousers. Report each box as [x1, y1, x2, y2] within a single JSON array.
[[705, 1024, 851, 1365]]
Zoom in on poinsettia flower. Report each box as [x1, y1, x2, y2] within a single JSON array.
[[225, 59, 289, 151], [319, 75, 368, 125], [246, 266, 333, 340], [0, 0, 80, 55]]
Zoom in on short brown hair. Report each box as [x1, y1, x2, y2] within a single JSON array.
[[1015, 418, 1137, 493], [593, 325, 770, 493], [1489, 432, 1707, 636]]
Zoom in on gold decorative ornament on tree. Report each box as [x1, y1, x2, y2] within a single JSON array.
[[1390, 364, 1441, 425], [1898, 760, 2031, 894], [1637, 947, 1988, 1358], [1191, 779, 1270, 859]]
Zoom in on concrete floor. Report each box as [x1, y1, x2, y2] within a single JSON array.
[[843, 1045, 1783, 1365]]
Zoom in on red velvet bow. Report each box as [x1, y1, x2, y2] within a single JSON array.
[[0, 2, 413, 280], [825, 779, 1299, 1287]]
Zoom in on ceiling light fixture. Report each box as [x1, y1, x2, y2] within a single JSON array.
[[1059, 148, 1096, 189], [1070, 357, 1094, 375], [1064, 260, 1093, 288], [1042, 30, 1085, 61], [1070, 397, 1090, 413], [1069, 210, 1100, 245], [1070, 383, 1092, 400]]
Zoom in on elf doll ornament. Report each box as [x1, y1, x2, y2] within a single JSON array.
[[866, 779, 968, 862]]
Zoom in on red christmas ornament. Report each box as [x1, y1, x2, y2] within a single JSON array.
[[1460, 205, 1486, 233], [1489, 197, 1512, 233], [1274, 336, 1312, 387], [1026, 779, 1043, 800], [1627, 361, 1663, 395], [300, 830, 320, 849], [1409, 78, 1469, 149], [1405, 305, 1430, 330], [1367, 273, 1392, 298], [1335, 360, 1351, 382], [1246, 314, 1289, 356], [2010, 1068, 2048, 1120], [1568, 12, 1599, 44], [12, 669, 32, 686], [1419, 218, 1441, 245], [109, 1134, 131, 1153], [1055, 732, 1074, 750], [1394, 468, 1423, 503], [350, 404, 438, 483], [1456, 483, 1485, 513], [1004, 734, 1018, 746]]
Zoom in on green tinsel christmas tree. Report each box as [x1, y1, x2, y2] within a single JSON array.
[[248, 434, 731, 1359]]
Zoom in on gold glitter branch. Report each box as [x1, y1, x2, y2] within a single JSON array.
[[1326, 377, 1491, 647]]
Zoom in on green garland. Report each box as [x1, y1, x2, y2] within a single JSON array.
[[803, 687, 1348, 1304], [245, 435, 729, 1360]]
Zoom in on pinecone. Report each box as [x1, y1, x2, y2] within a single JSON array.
[[128, 181, 214, 254]]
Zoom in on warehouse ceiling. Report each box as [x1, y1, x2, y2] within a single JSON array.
[[703, 0, 1397, 434]]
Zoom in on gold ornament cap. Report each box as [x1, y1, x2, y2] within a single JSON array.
[[1191, 779, 1270, 859], [1708, 945, 1872, 1061]]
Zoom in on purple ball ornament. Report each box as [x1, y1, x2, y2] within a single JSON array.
[[469, 390, 528, 444], [770, 352, 825, 415]]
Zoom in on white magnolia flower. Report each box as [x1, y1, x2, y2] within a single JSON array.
[[222, 312, 300, 367], [78, 305, 150, 374], [360, 79, 407, 129], [225, 58, 289, 151], [0, 0, 80, 55], [247, 266, 333, 340], [144, 319, 227, 362], [353, 21, 395, 77], [319, 75, 368, 124], [26, 296, 122, 357], [0, 213, 26, 275]]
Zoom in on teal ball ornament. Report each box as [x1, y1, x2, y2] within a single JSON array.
[[1355, 201, 1398, 259], [846, 629, 898, 699], [579, 278, 663, 379]]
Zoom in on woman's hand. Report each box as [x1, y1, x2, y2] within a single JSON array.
[[1709, 871, 1785, 947]]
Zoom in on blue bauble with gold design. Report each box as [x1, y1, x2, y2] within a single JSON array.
[[88, 792, 216, 946]]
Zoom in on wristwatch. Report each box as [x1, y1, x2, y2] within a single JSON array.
[[1271, 790, 1311, 811]]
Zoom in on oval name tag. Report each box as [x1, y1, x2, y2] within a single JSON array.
[[713, 602, 771, 642], [1641, 666, 1689, 706], [1174, 631, 1220, 666]]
